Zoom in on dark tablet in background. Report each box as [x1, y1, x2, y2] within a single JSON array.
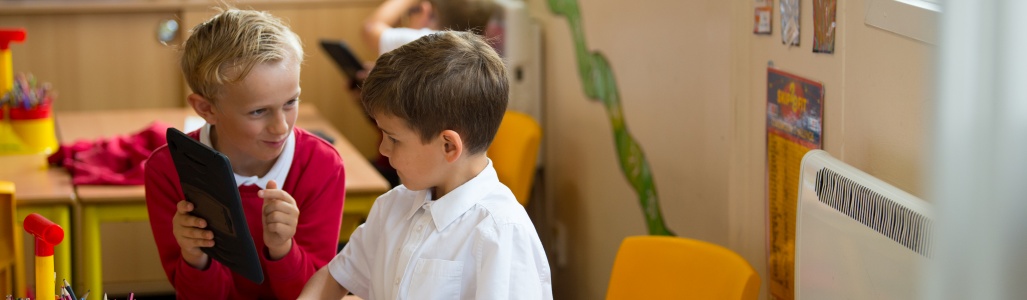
[[319, 39, 366, 89], [166, 127, 265, 284]]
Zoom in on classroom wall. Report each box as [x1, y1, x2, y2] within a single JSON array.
[[527, 1, 733, 299], [527, 0, 935, 299]]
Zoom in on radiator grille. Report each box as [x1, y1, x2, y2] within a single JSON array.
[[814, 168, 933, 257]]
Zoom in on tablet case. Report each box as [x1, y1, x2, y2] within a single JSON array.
[[319, 39, 365, 89], [166, 127, 265, 284]]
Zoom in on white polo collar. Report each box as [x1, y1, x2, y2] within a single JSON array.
[[199, 123, 294, 189]]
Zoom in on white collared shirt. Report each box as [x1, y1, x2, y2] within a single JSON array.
[[379, 27, 436, 55], [199, 124, 294, 189], [328, 160, 553, 300]]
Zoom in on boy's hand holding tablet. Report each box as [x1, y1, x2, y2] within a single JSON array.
[[173, 199, 214, 269]]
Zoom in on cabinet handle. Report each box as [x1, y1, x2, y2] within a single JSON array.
[[156, 19, 179, 44]]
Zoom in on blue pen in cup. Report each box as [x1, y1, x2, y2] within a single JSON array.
[[63, 278, 77, 300]]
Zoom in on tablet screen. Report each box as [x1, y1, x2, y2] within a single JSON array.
[[166, 127, 265, 284]]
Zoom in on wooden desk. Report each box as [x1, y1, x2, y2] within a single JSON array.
[[0, 154, 76, 297], [56, 104, 389, 297]]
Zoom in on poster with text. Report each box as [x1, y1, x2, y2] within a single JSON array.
[[766, 67, 823, 300]]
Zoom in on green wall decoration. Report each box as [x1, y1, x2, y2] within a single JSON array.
[[547, 0, 675, 236]]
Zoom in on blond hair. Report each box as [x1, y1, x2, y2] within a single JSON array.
[[181, 8, 303, 101], [362, 31, 508, 154]]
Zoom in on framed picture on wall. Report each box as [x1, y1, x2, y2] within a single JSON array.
[[780, 0, 800, 46], [755, 0, 772, 34], [813, 0, 838, 53]]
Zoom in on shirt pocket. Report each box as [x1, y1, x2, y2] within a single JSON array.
[[407, 258, 464, 300]]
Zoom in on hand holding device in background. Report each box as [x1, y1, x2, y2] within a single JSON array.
[[319, 40, 366, 90]]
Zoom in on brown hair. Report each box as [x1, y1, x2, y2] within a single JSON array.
[[180, 8, 303, 102], [428, 0, 497, 33], [362, 31, 508, 154]]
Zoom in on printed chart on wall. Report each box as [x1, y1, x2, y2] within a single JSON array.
[[766, 67, 823, 300]]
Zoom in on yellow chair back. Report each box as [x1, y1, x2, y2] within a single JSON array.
[[487, 111, 542, 206], [0, 181, 24, 297], [606, 236, 760, 300]]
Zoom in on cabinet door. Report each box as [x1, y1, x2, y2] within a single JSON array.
[[0, 12, 184, 111]]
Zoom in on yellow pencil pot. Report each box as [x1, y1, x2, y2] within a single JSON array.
[[1, 103, 58, 156]]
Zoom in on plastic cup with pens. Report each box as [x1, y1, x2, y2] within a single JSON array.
[[0, 73, 58, 156]]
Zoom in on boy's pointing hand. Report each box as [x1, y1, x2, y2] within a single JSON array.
[[260, 180, 300, 260]]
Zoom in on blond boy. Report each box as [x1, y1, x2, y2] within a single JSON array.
[[145, 9, 346, 299]]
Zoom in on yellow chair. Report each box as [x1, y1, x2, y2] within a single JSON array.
[[606, 236, 760, 300], [0, 181, 25, 297], [487, 111, 542, 206]]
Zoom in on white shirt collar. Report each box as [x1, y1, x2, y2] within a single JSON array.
[[199, 123, 294, 189], [403, 159, 499, 231]]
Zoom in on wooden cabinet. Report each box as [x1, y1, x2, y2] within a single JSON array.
[[0, 9, 183, 111]]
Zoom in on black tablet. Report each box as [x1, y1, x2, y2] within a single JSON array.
[[166, 128, 265, 284], [319, 39, 365, 89]]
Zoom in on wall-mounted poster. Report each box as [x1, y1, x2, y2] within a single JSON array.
[[813, 0, 838, 53], [755, 0, 772, 34], [766, 67, 823, 300], [780, 0, 800, 46]]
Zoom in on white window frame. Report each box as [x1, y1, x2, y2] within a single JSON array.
[[865, 0, 941, 44]]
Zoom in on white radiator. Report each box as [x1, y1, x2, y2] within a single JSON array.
[[794, 150, 933, 299]]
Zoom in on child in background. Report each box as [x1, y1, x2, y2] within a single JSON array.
[[300, 31, 552, 299], [144, 8, 346, 299], [364, 0, 496, 55]]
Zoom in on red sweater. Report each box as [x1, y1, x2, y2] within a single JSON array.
[[145, 128, 345, 299]]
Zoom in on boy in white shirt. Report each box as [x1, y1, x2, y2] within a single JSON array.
[[300, 31, 552, 300]]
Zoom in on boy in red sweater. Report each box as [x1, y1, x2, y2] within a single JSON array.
[[144, 8, 346, 299]]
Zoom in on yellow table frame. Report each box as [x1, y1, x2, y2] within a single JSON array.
[[75, 203, 148, 298], [339, 194, 377, 242], [76, 195, 379, 297]]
